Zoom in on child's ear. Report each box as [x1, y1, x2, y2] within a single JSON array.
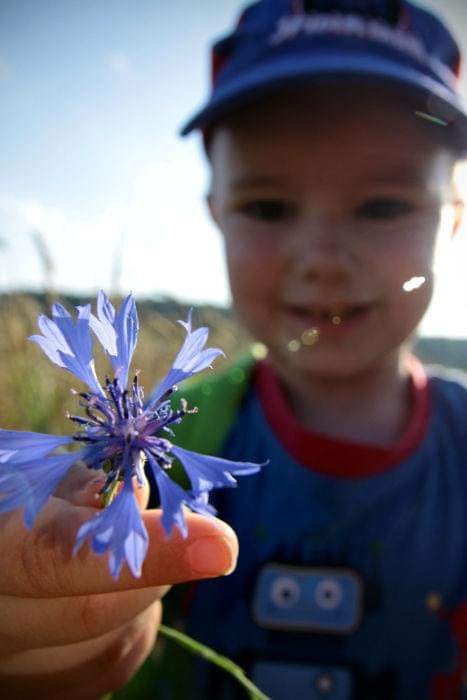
[[451, 161, 466, 238], [206, 192, 221, 227], [452, 199, 465, 238]]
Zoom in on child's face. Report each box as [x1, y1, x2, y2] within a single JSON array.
[[208, 86, 462, 381]]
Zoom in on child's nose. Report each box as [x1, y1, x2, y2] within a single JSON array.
[[291, 216, 353, 278]]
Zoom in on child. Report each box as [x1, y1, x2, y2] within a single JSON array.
[[154, 1, 467, 698], [1, 1, 466, 699]]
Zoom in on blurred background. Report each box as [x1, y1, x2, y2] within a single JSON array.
[[1, 0, 467, 431]]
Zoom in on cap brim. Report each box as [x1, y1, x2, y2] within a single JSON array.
[[180, 52, 467, 149]]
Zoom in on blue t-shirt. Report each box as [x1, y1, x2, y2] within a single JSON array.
[[185, 359, 467, 700]]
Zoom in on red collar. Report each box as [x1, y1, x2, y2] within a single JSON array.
[[254, 357, 431, 478]]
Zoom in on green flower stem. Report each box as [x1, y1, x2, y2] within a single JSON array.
[[101, 477, 120, 507], [159, 624, 271, 700]]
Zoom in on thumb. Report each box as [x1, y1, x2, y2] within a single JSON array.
[[54, 462, 150, 510]]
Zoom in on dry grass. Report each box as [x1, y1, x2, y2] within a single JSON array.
[[0, 293, 249, 433]]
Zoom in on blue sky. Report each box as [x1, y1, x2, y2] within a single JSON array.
[[1, 0, 467, 336]]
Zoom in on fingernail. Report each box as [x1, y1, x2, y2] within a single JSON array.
[[185, 536, 237, 576]]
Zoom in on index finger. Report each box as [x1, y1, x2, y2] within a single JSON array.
[[0, 498, 238, 598]]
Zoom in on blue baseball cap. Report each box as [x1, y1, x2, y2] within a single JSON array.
[[180, 0, 467, 148]]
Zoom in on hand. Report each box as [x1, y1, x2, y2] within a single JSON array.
[[0, 464, 238, 700]]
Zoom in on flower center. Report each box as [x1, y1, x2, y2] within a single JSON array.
[[67, 373, 192, 500]]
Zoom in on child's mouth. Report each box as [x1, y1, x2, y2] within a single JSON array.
[[285, 304, 371, 330]]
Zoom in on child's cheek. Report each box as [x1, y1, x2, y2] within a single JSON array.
[[369, 210, 442, 279], [224, 226, 286, 279]]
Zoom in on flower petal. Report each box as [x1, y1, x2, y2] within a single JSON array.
[[89, 291, 117, 356], [173, 325, 225, 374], [73, 474, 148, 579], [171, 445, 262, 493], [0, 469, 30, 512], [0, 429, 73, 464], [187, 490, 218, 519], [114, 294, 138, 385], [145, 453, 217, 538], [30, 314, 70, 367], [176, 307, 193, 334], [146, 311, 224, 408], [153, 467, 190, 537], [143, 452, 189, 537], [90, 292, 138, 386], [29, 303, 102, 395], [0, 451, 81, 527]]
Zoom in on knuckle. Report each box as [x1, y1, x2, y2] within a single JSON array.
[[19, 533, 49, 596], [79, 595, 108, 639], [103, 622, 143, 668], [19, 514, 73, 596], [78, 593, 161, 642]]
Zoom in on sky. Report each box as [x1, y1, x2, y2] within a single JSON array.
[[1, 0, 467, 337]]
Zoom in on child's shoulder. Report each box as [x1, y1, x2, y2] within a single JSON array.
[[426, 363, 467, 394], [426, 362, 467, 427]]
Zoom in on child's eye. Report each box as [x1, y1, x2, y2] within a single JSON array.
[[356, 199, 414, 220], [240, 200, 294, 221]]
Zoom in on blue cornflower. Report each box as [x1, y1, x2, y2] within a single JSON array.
[[0, 292, 261, 579]]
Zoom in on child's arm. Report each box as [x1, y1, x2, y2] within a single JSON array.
[[0, 465, 237, 699]]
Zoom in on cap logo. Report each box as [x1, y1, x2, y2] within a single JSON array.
[[270, 3, 427, 66]]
